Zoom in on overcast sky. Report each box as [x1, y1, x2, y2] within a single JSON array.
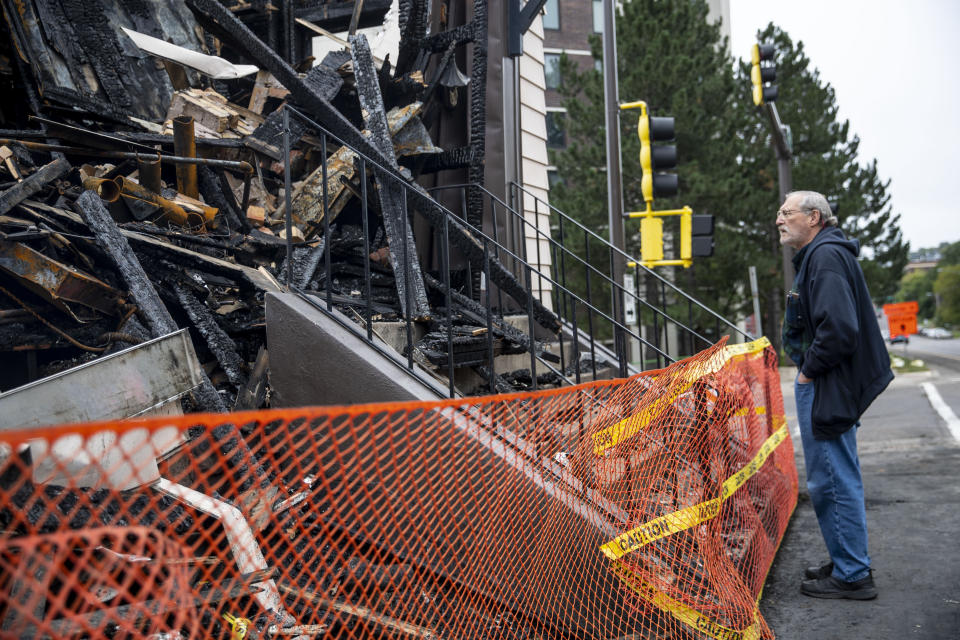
[[728, 0, 960, 253]]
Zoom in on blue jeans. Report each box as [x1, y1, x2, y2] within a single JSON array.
[[795, 377, 871, 582]]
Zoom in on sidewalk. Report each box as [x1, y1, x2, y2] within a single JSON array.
[[760, 369, 960, 639]]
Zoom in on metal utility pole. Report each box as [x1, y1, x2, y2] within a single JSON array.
[[601, 0, 628, 374], [748, 265, 763, 338], [763, 102, 794, 293], [602, 2, 625, 258]]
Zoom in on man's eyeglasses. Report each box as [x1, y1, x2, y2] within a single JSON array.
[[776, 208, 806, 219]]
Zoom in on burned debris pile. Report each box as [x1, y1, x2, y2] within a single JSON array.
[[0, 0, 570, 408]]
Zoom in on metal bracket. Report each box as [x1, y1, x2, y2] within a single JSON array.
[[508, 0, 549, 57]]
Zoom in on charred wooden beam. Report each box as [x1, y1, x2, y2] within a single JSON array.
[[198, 165, 248, 233], [124, 231, 280, 294], [350, 34, 430, 320], [419, 146, 476, 173], [423, 273, 528, 350], [73, 193, 176, 337], [72, 191, 226, 413], [173, 283, 246, 390], [0, 157, 70, 216], [474, 364, 524, 394], [300, 240, 329, 292], [395, 0, 431, 76], [415, 204, 561, 333], [465, 0, 489, 295]]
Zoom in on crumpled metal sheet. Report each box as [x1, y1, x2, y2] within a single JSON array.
[[121, 27, 258, 80], [0, 239, 125, 319]]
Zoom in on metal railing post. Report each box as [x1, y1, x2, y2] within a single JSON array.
[[402, 189, 414, 370], [526, 264, 537, 391], [321, 132, 332, 311], [483, 238, 495, 393], [282, 108, 293, 288], [360, 158, 372, 342], [571, 300, 581, 385], [442, 214, 455, 397]]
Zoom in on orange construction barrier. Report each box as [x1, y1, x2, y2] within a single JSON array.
[[0, 336, 796, 639]]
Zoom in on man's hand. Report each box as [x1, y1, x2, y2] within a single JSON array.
[[798, 372, 813, 384]]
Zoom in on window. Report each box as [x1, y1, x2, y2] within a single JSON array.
[[543, 0, 560, 30], [544, 53, 561, 90], [546, 111, 566, 149], [547, 169, 563, 189], [594, 58, 603, 73], [592, 0, 603, 33]]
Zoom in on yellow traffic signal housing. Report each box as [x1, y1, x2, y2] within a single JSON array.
[[621, 101, 701, 269], [751, 43, 778, 106], [634, 105, 678, 206], [641, 216, 664, 263]]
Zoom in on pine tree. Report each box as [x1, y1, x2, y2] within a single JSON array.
[[551, 0, 768, 344], [549, 7, 908, 347], [744, 25, 909, 303]]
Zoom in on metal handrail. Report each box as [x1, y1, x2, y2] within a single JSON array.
[[280, 108, 626, 396], [428, 182, 719, 349], [507, 181, 752, 341], [279, 105, 741, 398]]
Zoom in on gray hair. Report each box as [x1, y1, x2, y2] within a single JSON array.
[[787, 190, 838, 227]]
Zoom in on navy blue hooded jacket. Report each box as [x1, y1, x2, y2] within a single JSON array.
[[786, 226, 893, 440]]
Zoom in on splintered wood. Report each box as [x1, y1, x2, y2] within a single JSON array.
[[164, 88, 263, 138]]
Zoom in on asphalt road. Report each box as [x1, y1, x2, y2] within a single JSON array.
[[760, 345, 960, 640]]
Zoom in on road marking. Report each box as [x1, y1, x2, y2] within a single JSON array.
[[920, 382, 960, 443]]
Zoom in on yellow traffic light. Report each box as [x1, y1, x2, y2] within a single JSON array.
[[641, 216, 663, 263], [635, 105, 677, 206], [751, 43, 777, 106]]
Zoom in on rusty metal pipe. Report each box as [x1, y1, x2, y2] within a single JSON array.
[[172, 116, 199, 199], [241, 173, 252, 213], [0, 139, 253, 175], [138, 154, 162, 194], [114, 176, 208, 230], [81, 177, 121, 203]]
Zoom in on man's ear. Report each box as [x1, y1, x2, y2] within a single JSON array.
[[809, 209, 822, 227]]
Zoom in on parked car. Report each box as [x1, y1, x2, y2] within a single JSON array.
[[888, 334, 909, 345], [927, 327, 952, 339]]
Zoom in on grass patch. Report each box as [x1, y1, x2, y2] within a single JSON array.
[[889, 353, 929, 373]]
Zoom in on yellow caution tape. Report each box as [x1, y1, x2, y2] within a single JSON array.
[[599, 421, 788, 561], [222, 612, 251, 639], [611, 560, 762, 640], [592, 338, 770, 455]]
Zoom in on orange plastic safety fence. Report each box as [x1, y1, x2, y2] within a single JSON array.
[[0, 336, 797, 640]]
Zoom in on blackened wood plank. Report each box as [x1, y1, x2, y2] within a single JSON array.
[[0, 157, 70, 216], [73, 191, 226, 413], [349, 34, 431, 319]]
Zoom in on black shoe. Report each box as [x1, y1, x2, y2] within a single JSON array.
[[800, 574, 877, 600], [804, 561, 834, 580]]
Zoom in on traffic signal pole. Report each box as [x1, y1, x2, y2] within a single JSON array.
[[762, 102, 795, 292], [601, 0, 628, 375]]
